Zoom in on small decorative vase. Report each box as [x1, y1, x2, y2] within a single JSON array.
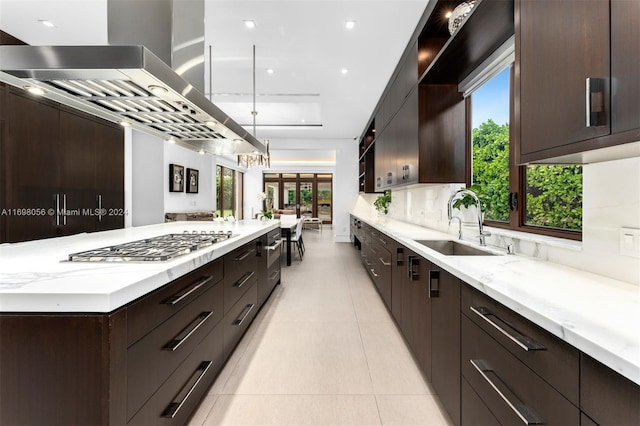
[[448, 1, 476, 35]]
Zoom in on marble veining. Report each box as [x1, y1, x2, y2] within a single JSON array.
[[0, 220, 279, 313], [351, 212, 640, 386]]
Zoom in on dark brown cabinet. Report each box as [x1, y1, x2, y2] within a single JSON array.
[[581, 353, 640, 426], [351, 217, 640, 426], [0, 233, 273, 425], [518, 0, 640, 163], [430, 266, 461, 425], [0, 86, 124, 242], [257, 228, 282, 307]]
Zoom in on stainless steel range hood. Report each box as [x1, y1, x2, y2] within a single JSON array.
[[0, 45, 266, 155]]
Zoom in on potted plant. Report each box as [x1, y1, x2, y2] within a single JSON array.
[[374, 190, 392, 216], [451, 184, 487, 222]]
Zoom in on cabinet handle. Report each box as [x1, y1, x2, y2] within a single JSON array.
[[234, 248, 255, 261], [386, 172, 393, 185], [62, 193, 67, 226], [54, 194, 60, 226], [396, 247, 405, 266], [379, 237, 387, 245], [470, 306, 546, 351], [163, 311, 213, 351], [429, 270, 439, 298], [370, 268, 379, 277], [234, 271, 255, 289], [164, 275, 213, 305], [407, 256, 419, 280], [97, 194, 103, 222], [162, 360, 212, 418], [265, 240, 282, 251], [470, 359, 543, 425], [379, 257, 391, 266], [376, 177, 381, 188], [364, 259, 373, 266], [586, 77, 606, 127], [233, 303, 255, 326]]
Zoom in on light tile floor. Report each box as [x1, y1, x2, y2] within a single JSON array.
[[189, 228, 453, 426]]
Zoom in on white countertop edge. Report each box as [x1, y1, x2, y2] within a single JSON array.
[[352, 213, 640, 386], [0, 220, 280, 313]]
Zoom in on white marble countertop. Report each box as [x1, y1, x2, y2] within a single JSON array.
[[352, 212, 640, 386], [0, 220, 279, 314]]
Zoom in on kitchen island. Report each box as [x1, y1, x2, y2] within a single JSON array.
[[0, 220, 280, 425]]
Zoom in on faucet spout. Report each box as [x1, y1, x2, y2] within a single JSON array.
[[447, 188, 491, 246]]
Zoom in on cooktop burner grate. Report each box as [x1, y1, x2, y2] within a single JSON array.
[[68, 231, 236, 262]]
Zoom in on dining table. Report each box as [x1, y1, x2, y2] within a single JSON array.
[[279, 218, 301, 266]]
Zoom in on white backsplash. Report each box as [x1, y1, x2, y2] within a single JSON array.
[[355, 156, 640, 285]]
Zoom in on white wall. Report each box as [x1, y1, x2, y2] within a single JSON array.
[[333, 142, 360, 242], [164, 142, 215, 213], [130, 130, 165, 226], [354, 156, 640, 285]]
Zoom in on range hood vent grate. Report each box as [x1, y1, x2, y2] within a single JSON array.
[[0, 45, 266, 155]]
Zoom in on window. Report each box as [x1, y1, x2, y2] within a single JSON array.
[[216, 165, 244, 219], [263, 173, 333, 223], [465, 40, 582, 239]]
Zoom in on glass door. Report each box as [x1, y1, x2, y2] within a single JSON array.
[[317, 181, 332, 223], [283, 181, 298, 216], [299, 180, 313, 218]]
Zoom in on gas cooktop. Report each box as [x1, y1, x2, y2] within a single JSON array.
[[68, 231, 236, 262]]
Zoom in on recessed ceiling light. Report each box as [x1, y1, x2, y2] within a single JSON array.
[[234, 139, 242, 144], [341, 68, 349, 75], [244, 20, 256, 29], [119, 121, 132, 127], [38, 20, 55, 28], [266, 68, 275, 74], [167, 137, 176, 144], [345, 20, 356, 29], [445, 11, 453, 19], [24, 85, 47, 96], [205, 120, 217, 128], [199, 149, 205, 155], [301, 119, 306, 123], [148, 85, 168, 96]]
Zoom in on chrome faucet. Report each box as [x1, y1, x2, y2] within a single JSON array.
[[449, 216, 463, 240], [447, 189, 492, 246]]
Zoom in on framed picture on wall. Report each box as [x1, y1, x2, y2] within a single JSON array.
[[169, 164, 185, 192], [186, 168, 199, 194]]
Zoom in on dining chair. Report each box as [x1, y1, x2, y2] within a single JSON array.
[[289, 218, 305, 259]]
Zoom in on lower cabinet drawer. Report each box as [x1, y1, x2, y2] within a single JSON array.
[[581, 353, 640, 425], [127, 282, 223, 419], [461, 315, 579, 426], [127, 322, 224, 426], [223, 282, 258, 358], [462, 284, 579, 405], [223, 242, 257, 314], [461, 376, 500, 426]]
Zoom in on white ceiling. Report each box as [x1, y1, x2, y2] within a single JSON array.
[[0, 0, 431, 165]]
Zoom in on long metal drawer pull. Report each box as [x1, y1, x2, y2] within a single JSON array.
[[163, 311, 214, 351], [234, 271, 255, 289], [470, 359, 543, 425], [265, 240, 283, 251], [62, 194, 67, 226], [470, 306, 546, 352], [162, 360, 212, 418], [379, 257, 391, 266], [164, 276, 213, 305], [233, 248, 255, 261], [233, 303, 255, 326], [370, 268, 379, 277], [586, 77, 606, 127], [97, 194, 103, 222], [54, 194, 60, 226]]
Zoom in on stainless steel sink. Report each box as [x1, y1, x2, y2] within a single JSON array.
[[415, 240, 498, 256]]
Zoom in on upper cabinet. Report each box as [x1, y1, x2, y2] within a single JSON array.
[[361, 0, 514, 191], [517, 0, 640, 164]]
